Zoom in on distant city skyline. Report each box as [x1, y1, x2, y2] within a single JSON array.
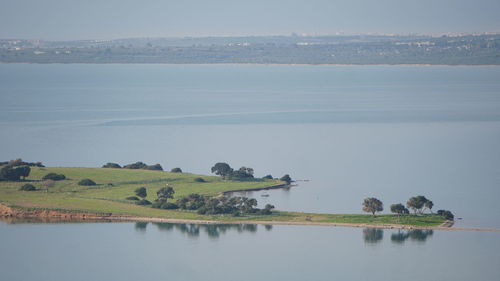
[[1, 0, 499, 40]]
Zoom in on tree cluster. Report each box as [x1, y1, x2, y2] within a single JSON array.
[[406, 195, 434, 214], [210, 162, 292, 183], [102, 161, 164, 171], [176, 193, 274, 216]]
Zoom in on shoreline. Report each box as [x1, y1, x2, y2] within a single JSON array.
[[2, 204, 498, 232]]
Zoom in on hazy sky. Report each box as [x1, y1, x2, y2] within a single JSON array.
[[1, 0, 499, 40]]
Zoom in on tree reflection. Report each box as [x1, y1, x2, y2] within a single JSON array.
[[390, 229, 433, 244], [363, 228, 384, 244], [134, 221, 148, 232], [146, 222, 263, 238]]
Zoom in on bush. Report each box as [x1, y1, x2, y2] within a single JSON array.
[[78, 178, 96, 186], [160, 202, 179, 209], [170, 167, 182, 173], [42, 173, 66, 181], [145, 164, 163, 171], [262, 175, 273, 180], [126, 196, 140, 201], [136, 199, 152, 205], [194, 177, 206, 183], [19, 184, 37, 191], [102, 163, 121, 168]]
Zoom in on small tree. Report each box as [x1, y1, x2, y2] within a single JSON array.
[[42, 173, 66, 181], [407, 196, 429, 214], [280, 174, 292, 184], [262, 175, 273, 180], [102, 163, 121, 168], [211, 162, 233, 178], [156, 186, 175, 203], [390, 203, 408, 219], [19, 183, 37, 191], [362, 197, 383, 217], [135, 187, 147, 199], [170, 167, 182, 173], [78, 178, 96, 186]]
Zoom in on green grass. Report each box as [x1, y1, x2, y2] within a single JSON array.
[[0, 167, 445, 227]]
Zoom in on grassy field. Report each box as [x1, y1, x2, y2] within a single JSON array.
[[0, 167, 445, 227]]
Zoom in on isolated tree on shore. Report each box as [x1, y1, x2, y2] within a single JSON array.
[[362, 197, 383, 217], [390, 203, 409, 219], [135, 187, 147, 199], [211, 162, 233, 178], [407, 196, 429, 214]]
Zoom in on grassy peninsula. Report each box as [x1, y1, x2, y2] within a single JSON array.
[[0, 166, 446, 227]]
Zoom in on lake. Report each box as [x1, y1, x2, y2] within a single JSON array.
[[1, 220, 499, 281], [1, 64, 499, 227], [1, 64, 500, 280]]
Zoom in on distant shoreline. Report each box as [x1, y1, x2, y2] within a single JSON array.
[[1, 62, 499, 67]]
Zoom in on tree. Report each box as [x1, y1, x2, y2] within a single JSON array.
[[78, 178, 96, 186], [156, 186, 175, 202], [211, 162, 233, 178], [145, 164, 163, 171], [102, 163, 121, 168], [262, 175, 273, 180], [16, 166, 30, 180], [406, 196, 429, 214], [135, 187, 147, 199], [19, 183, 36, 191], [170, 167, 182, 173], [231, 167, 254, 179], [424, 200, 434, 213], [123, 162, 147, 169], [42, 173, 66, 181], [0, 165, 31, 181], [390, 203, 408, 219], [280, 174, 292, 184], [362, 197, 383, 217]]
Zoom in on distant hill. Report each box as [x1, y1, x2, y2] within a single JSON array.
[[1, 34, 499, 65]]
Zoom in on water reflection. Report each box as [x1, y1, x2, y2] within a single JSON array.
[[133, 222, 266, 239], [391, 229, 434, 244], [363, 228, 384, 244], [363, 228, 434, 244]]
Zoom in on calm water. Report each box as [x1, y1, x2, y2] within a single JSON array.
[[1, 64, 500, 228], [1, 221, 499, 281], [1, 64, 500, 280]]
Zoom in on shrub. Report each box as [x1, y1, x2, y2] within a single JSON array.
[[437, 210, 454, 220], [262, 175, 273, 180], [194, 177, 206, 183], [126, 196, 140, 201], [19, 183, 37, 191], [170, 167, 182, 173], [145, 164, 163, 171], [78, 178, 96, 186], [42, 173, 66, 181], [136, 199, 152, 205], [160, 202, 179, 209], [134, 187, 147, 198], [102, 163, 121, 168]]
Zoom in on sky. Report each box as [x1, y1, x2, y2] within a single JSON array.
[[0, 0, 499, 40]]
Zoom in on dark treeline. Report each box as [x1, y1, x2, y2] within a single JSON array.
[[0, 158, 42, 181]]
